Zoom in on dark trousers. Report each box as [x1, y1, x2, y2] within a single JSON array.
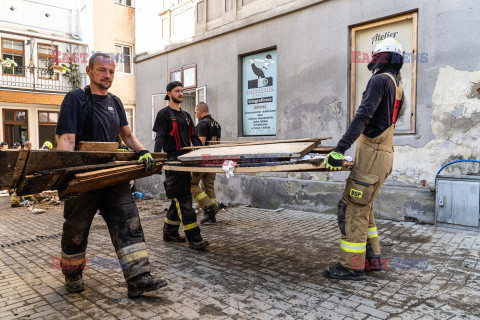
[[163, 170, 203, 243], [61, 182, 150, 281]]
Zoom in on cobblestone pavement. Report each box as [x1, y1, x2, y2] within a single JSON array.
[[0, 196, 479, 320]]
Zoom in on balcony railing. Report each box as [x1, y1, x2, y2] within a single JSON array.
[[0, 66, 89, 93]]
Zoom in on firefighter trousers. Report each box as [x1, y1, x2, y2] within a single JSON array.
[[337, 125, 395, 270], [191, 172, 217, 210], [163, 170, 204, 243], [60, 182, 151, 281]]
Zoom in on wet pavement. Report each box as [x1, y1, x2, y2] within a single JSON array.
[[0, 195, 479, 319]]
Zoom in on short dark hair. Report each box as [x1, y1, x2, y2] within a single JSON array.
[[0, 142, 7, 147], [88, 53, 115, 69], [195, 102, 209, 113]]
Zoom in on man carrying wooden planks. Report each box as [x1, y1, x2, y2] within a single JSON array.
[[191, 102, 222, 224], [153, 81, 209, 250], [55, 53, 166, 298], [324, 38, 405, 280]]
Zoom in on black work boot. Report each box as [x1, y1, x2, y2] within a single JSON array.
[[325, 263, 365, 281], [200, 205, 218, 224], [366, 244, 383, 271], [188, 240, 210, 250], [65, 273, 85, 293], [127, 273, 167, 298]]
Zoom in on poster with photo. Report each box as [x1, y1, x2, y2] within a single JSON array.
[[242, 49, 277, 136]]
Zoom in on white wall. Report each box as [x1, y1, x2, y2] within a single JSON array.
[[0, 0, 80, 36], [135, 0, 195, 56], [77, 0, 94, 51], [135, 0, 164, 55]]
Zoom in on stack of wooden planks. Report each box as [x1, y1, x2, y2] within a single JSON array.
[[0, 138, 352, 197], [164, 138, 353, 173], [0, 149, 166, 197]]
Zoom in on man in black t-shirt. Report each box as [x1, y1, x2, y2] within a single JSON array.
[[191, 102, 221, 224], [153, 81, 208, 250], [55, 53, 166, 298]]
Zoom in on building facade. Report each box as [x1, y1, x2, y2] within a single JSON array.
[[134, 0, 480, 223], [91, 0, 137, 132], [0, 0, 89, 148], [0, 0, 137, 149]]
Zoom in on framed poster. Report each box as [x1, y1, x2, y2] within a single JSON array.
[[170, 69, 182, 82], [351, 12, 418, 134], [242, 49, 277, 136], [183, 65, 196, 89]]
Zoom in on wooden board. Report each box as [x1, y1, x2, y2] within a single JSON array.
[[15, 160, 149, 195], [182, 137, 330, 150], [0, 150, 166, 190], [22, 150, 165, 175], [0, 150, 21, 189], [312, 146, 335, 153], [77, 141, 119, 152], [163, 161, 354, 173], [178, 141, 320, 162], [59, 161, 164, 197]]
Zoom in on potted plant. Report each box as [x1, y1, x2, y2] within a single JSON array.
[[1, 58, 18, 74], [61, 62, 81, 88]]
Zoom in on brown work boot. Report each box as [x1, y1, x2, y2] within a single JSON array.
[[127, 273, 167, 298], [163, 232, 186, 243], [65, 273, 85, 293]]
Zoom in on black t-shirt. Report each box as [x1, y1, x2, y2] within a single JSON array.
[[56, 88, 128, 143], [196, 115, 221, 144], [336, 72, 404, 153], [153, 106, 201, 154]]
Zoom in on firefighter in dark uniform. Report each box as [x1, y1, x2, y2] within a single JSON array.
[[192, 102, 221, 224], [56, 53, 167, 297], [324, 38, 404, 280], [153, 81, 209, 250]]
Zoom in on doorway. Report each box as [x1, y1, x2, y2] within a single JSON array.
[[182, 89, 196, 122]]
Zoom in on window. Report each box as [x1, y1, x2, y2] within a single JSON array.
[[351, 12, 418, 134], [162, 18, 169, 42], [3, 109, 28, 147], [38, 111, 59, 148], [170, 69, 182, 82], [124, 107, 135, 133], [183, 65, 196, 89], [115, 0, 135, 7], [115, 44, 132, 74], [37, 44, 59, 80], [2, 38, 24, 76]]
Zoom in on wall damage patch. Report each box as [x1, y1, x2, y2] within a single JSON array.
[[393, 66, 480, 187]]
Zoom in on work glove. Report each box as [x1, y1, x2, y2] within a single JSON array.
[[138, 150, 156, 172], [324, 151, 344, 171], [117, 144, 129, 152]]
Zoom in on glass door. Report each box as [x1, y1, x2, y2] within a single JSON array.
[[3, 109, 28, 147]]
